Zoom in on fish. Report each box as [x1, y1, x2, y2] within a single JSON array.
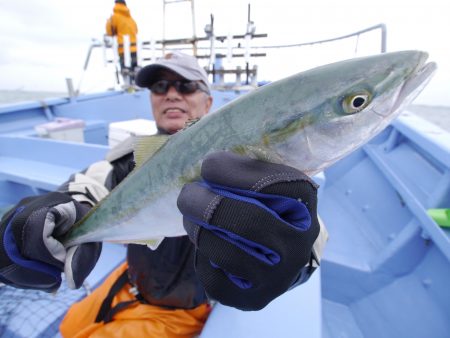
[[61, 50, 436, 248]]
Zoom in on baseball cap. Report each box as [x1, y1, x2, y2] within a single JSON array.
[[136, 52, 211, 92]]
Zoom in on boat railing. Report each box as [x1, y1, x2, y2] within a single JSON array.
[[74, 18, 387, 96]]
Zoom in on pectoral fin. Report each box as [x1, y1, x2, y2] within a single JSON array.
[[128, 237, 164, 250]]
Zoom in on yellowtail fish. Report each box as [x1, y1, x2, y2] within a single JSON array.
[[61, 50, 436, 248]]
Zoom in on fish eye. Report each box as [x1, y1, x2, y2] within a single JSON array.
[[342, 91, 372, 114]]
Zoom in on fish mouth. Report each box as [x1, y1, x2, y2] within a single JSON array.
[[371, 53, 437, 121], [392, 56, 437, 113]]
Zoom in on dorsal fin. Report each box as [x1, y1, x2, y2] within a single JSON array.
[[133, 134, 170, 168]]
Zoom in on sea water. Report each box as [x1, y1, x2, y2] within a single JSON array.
[[0, 90, 65, 106]]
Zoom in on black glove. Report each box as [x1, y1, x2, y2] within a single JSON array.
[[0, 192, 102, 292], [177, 151, 320, 311]]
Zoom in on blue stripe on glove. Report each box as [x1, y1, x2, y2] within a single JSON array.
[[184, 180, 313, 290], [3, 206, 61, 279], [185, 213, 280, 266], [210, 260, 253, 289], [200, 180, 312, 231]]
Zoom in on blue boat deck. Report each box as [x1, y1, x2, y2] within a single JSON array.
[[319, 113, 450, 338]]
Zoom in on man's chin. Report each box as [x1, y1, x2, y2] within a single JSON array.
[[160, 120, 186, 134]]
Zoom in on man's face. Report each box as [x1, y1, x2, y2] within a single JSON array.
[[150, 70, 213, 134]]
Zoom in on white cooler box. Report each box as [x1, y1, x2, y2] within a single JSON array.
[[34, 117, 85, 142]]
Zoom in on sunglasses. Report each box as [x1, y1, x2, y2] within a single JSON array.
[[150, 80, 209, 95]]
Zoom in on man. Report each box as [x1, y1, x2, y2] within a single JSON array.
[[106, 0, 138, 82], [0, 52, 323, 337]]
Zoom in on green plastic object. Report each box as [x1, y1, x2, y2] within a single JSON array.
[[427, 209, 450, 228]]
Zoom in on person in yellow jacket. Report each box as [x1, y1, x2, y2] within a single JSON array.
[[106, 0, 138, 80]]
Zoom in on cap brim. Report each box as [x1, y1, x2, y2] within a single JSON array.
[[136, 63, 199, 88]]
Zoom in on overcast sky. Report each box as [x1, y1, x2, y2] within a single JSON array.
[[0, 0, 448, 106]]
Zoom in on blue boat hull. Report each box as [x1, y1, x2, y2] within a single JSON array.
[[0, 90, 449, 337]]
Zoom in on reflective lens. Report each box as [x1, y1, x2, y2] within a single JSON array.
[[150, 80, 209, 95]]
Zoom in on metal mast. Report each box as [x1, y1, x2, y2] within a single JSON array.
[[162, 0, 197, 55]]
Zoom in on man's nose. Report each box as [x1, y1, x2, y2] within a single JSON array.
[[165, 85, 182, 99]]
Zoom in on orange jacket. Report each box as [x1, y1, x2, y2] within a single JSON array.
[[106, 3, 138, 54], [60, 262, 211, 338]]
